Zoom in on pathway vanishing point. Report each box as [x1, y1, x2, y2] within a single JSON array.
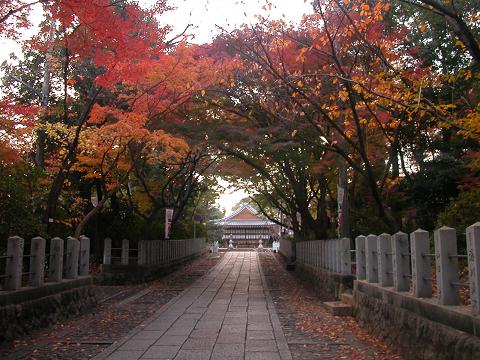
[[95, 251, 292, 360]]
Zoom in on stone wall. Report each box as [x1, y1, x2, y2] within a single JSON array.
[[354, 280, 480, 359], [0, 277, 96, 344], [98, 253, 201, 285], [295, 263, 355, 301]]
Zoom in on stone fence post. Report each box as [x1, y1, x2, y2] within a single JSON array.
[[154, 241, 160, 264], [161, 241, 166, 263], [309, 241, 315, 267], [392, 232, 410, 292], [332, 239, 341, 273], [410, 229, 432, 298], [355, 235, 366, 280], [4, 236, 24, 290], [79, 235, 90, 276], [302, 241, 306, 265], [366, 234, 378, 283], [296, 242, 300, 264], [327, 239, 335, 271], [121, 239, 129, 265], [331, 240, 336, 271], [103, 238, 112, 265], [334, 240, 338, 271], [29, 236, 46, 287], [321, 240, 326, 270], [327, 240, 332, 271], [320, 240, 327, 271], [308, 241, 312, 267], [467, 222, 480, 313], [65, 237, 80, 279], [435, 227, 460, 305], [49, 237, 64, 282], [340, 237, 351, 275], [138, 240, 146, 265], [378, 233, 393, 287]]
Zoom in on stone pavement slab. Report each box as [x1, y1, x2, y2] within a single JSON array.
[[94, 252, 292, 360]]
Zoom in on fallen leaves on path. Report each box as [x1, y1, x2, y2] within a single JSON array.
[[259, 252, 402, 360]]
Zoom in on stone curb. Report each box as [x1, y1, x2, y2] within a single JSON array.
[[258, 253, 293, 360]]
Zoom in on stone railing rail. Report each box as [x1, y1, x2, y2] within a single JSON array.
[[103, 238, 207, 266], [0, 235, 90, 292]]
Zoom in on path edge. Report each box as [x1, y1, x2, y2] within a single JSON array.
[[257, 251, 293, 360]]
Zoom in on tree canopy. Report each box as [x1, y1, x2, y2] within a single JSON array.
[[0, 0, 479, 249]]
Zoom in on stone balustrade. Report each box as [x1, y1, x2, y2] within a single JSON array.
[[291, 222, 480, 313], [103, 238, 207, 266], [353, 223, 480, 311], [0, 235, 90, 292], [296, 237, 352, 275]]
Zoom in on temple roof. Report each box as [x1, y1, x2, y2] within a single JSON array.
[[216, 204, 275, 226]]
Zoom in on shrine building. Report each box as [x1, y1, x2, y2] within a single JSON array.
[[217, 205, 278, 248]]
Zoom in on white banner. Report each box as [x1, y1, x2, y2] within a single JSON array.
[[165, 208, 173, 239]]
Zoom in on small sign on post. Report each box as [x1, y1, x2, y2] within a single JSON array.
[[193, 213, 202, 240]]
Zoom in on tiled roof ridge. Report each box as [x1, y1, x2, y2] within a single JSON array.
[[221, 204, 259, 221]]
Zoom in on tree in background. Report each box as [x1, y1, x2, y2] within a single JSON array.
[[198, 0, 479, 238], [0, 0, 478, 245], [0, 1, 224, 256]]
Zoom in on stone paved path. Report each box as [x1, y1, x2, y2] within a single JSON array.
[[95, 251, 292, 360], [1, 253, 223, 360]]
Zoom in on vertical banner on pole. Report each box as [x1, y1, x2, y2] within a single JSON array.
[[337, 185, 344, 237], [165, 208, 173, 239]]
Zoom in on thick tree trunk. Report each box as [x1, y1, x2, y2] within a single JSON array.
[[365, 166, 399, 231], [45, 170, 67, 234], [391, 142, 399, 179], [338, 156, 350, 238], [74, 194, 110, 238], [44, 87, 100, 235], [316, 176, 330, 239]]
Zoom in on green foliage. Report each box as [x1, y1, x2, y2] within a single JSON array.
[[391, 0, 480, 73], [437, 189, 480, 233], [206, 221, 224, 244], [0, 163, 44, 244], [402, 155, 466, 231]]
